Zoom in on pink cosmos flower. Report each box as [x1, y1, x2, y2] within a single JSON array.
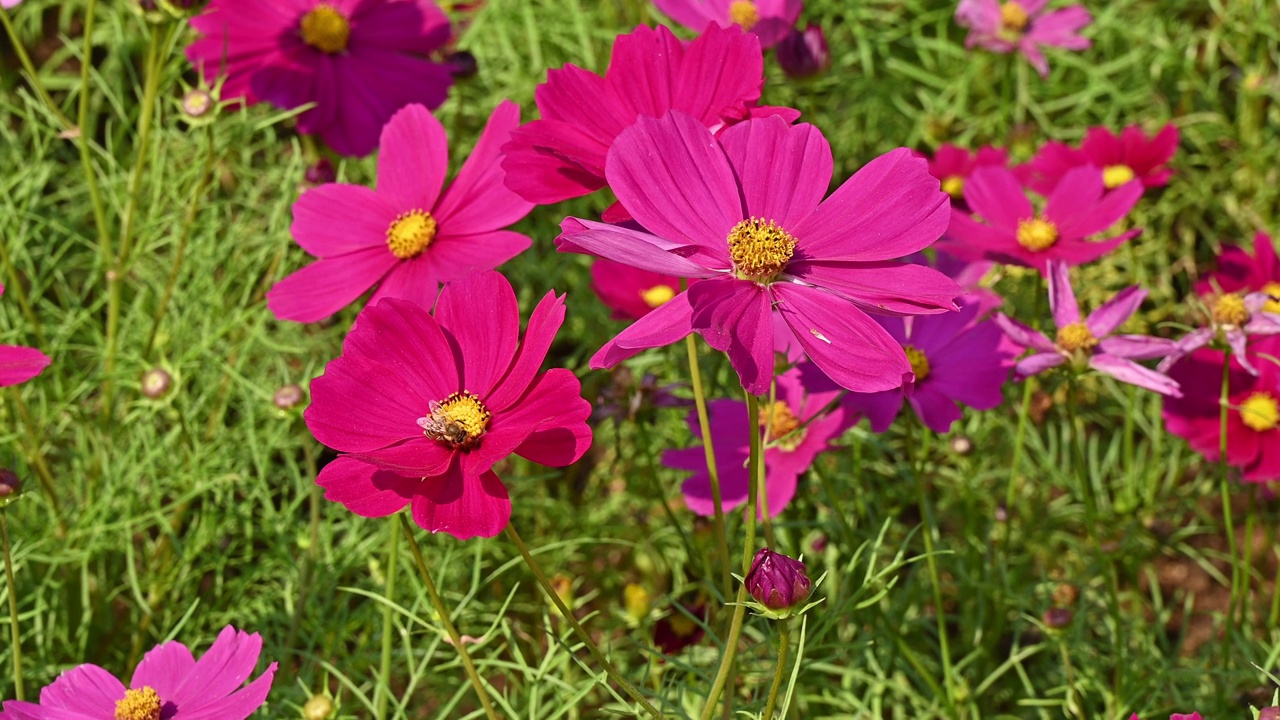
[[1129, 714, 1202, 720], [1156, 290, 1280, 376], [186, 0, 453, 156], [268, 102, 533, 323], [501, 24, 785, 204], [942, 165, 1143, 273], [589, 259, 684, 321], [1, 1, 21, 8], [994, 261, 1181, 395], [0, 626, 276, 720], [557, 111, 961, 395], [664, 367, 851, 517], [653, 0, 803, 48], [306, 271, 592, 539], [925, 144, 1009, 206], [844, 304, 1015, 433], [0, 285, 49, 387], [955, 0, 1092, 78], [1195, 233, 1280, 311], [1025, 124, 1179, 195], [1163, 338, 1280, 482]]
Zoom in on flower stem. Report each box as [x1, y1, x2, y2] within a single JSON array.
[[758, 379, 777, 549], [1218, 355, 1238, 668], [685, 335, 732, 599], [9, 389, 63, 530], [761, 620, 791, 720], [376, 519, 401, 720], [1004, 375, 1035, 514], [503, 522, 662, 718], [909, 421, 955, 711], [0, 6, 72, 129], [1, 509, 23, 701]]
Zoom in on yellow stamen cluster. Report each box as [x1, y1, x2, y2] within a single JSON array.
[[904, 345, 931, 382], [727, 218, 796, 282], [1211, 293, 1249, 326], [941, 175, 966, 199], [728, 0, 760, 30], [1016, 216, 1059, 252], [115, 687, 162, 720], [641, 285, 676, 308], [1102, 164, 1136, 189], [1056, 322, 1098, 353], [386, 210, 438, 260], [1239, 392, 1279, 432], [999, 1, 1030, 32], [419, 391, 491, 451], [759, 401, 806, 449], [300, 4, 351, 54], [1262, 282, 1280, 314]]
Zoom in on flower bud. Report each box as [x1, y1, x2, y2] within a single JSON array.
[[776, 24, 830, 79], [445, 50, 479, 79], [1258, 708, 1280, 720], [0, 468, 20, 499], [745, 548, 811, 611], [273, 383, 306, 410], [303, 695, 333, 720], [181, 88, 214, 119], [304, 158, 336, 186], [141, 368, 172, 399], [1042, 607, 1072, 630], [949, 435, 973, 456]]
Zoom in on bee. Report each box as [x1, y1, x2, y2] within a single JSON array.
[[419, 400, 476, 448], [438, 419, 470, 446]]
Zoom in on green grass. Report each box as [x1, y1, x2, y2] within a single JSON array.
[[1, 0, 1279, 717]]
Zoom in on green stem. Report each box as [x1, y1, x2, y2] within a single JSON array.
[[685, 335, 732, 599], [758, 379, 777, 549], [761, 620, 791, 720], [1, 510, 22, 701], [376, 519, 401, 720], [1004, 376, 1035, 514], [9, 389, 64, 531], [503, 523, 661, 719], [0, 6, 72, 129], [1218, 355, 1238, 668], [910, 421, 955, 710]]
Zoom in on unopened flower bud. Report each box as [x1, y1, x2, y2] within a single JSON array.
[[1042, 607, 1072, 630], [303, 695, 333, 720], [745, 548, 811, 612], [1257, 707, 1280, 720], [141, 368, 172, 399], [274, 383, 306, 410], [182, 88, 214, 119], [445, 50, 478, 79], [949, 435, 973, 456], [776, 24, 830, 79], [0, 468, 21, 499], [304, 158, 336, 186]]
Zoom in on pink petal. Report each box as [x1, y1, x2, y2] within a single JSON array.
[[162, 626, 263, 707], [366, 257, 440, 311], [1016, 352, 1066, 378], [717, 117, 832, 230], [843, 390, 903, 432], [1097, 335, 1177, 361], [290, 184, 398, 258], [354, 436, 455, 477], [130, 640, 196, 699], [591, 290, 695, 368], [909, 386, 966, 433], [993, 313, 1056, 352], [789, 261, 962, 316], [962, 166, 1032, 232], [411, 466, 511, 539], [350, 0, 451, 53], [36, 664, 124, 715], [0, 345, 50, 387], [487, 290, 567, 412], [266, 247, 399, 323], [653, 0, 719, 31], [603, 25, 686, 119], [316, 456, 415, 517], [1090, 354, 1181, 396], [434, 271, 520, 397], [173, 661, 276, 720], [556, 217, 720, 276], [1085, 285, 1145, 337], [508, 368, 594, 467], [500, 118, 608, 204], [1047, 261, 1080, 327], [418, 229, 533, 285], [434, 100, 534, 234], [1053, 172, 1142, 241], [672, 24, 765, 122], [376, 104, 449, 212], [688, 278, 774, 395]]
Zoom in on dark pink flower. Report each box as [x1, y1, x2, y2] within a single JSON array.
[[845, 304, 1015, 433], [956, 0, 1092, 78], [186, 0, 453, 156], [994, 261, 1180, 395], [920, 250, 1004, 318], [268, 102, 533, 323], [1195, 233, 1280, 309], [305, 272, 592, 539], [501, 24, 781, 204], [1025, 124, 1179, 195], [0, 626, 276, 720], [0, 285, 49, 387], [1163, 337, 1280, 482], [926, 144, 1009, 205], [664, 368, 852, 518], [558, 111, 961, 395], [942, 165, 1143, 273], [589, 259, 684, 321], [1157, 290, 1280, 376], [653, 0, 802, 48]]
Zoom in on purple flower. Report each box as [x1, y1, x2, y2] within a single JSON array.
[[994, 261, 1181, 396], [776, 24, 830, 78], [956, 0, 1092, 78], [653, 0, 803, 49], [1157, 291, 1280, 376], [0, 285, 50, 388], [745, 548, 812, 611]]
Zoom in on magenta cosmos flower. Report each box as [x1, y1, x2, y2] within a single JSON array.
[[186, 0, 452, 156], [0, 626, 275, 720], [1157, 290, 1280, 376], [995, 261, 1180, 395], [955, 0, 1091, 77], [0, 285, 49, 387], [306, 272, 592, 539], [1130, 715, 1202, 720], [664, 367, 851, 518], [557, 111, 961, 395], [653, 0, 802, 48], [1163, 338, 1280, 482], [942, 165, 1143, 273], [1196, 233, 1280, 312], [844, 304, 1014, 433], [926, 143, 1008, 205], [1025, 124, 1179, 195], [268, 102, 533, 323], [589, 259, 684, 321], [501, 24, 784, 205]]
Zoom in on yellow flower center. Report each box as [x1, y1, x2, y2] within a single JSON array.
[[941, 175, 965, 199], [1102, 164, 1136, 189], [1056, 322, 1098, 353], [641, 285, 676, 308], [727, 218, 796, 282], [115, 687, 162, 720], [624, 583, 651, 623], [1016, 216, 1059, 252], [1262, 282, 1280, 314], [728, 0, 760, 30], [904, 345, 931, 382], [386, 210, 438, 260], [1000, 1, 1030, 32], [759, 401, 806, 450], [300, 4, 351, 54], [1239, 392, 1279, 432], [418, 391, 491, 451], [669, 612, 698, 637], [1212, 293, 1249, 326]]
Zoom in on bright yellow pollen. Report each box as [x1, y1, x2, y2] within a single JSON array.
[[386, 210, 438, 260], [1056, 322, 1098, 353], [114, 687, 162, 720], [941, 175, 965, 199], [1212, 293, 1249, 326], [300, 4, 351, 54], [1102, 164, 1136, 189], [728, 0, 760, 30], [419, 391, 491, 450], [727, 218, 796, 282], [759, 401, 805, 449], [1239, 392, 1279, 432], [1000, 1, 1030, 32], [1262, 282, 1280, 314], [1016, 217, 1059, 252], [640, 285, 676, 308], [904, 345, 931, 382]]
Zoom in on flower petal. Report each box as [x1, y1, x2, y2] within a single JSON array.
[[1015, 352, 1066, 378], [962, 166, 1032, 232], [717, 117, 832, 230], [435, 100, 535, 234], [35, 664, 124, 716], [411, 466, 511, 539], [993, 313, 1055, 352], [290, 184, 398, 258], [267, 247, 399, 323], [1047, 261, 1080, 327], [1090, 354, 1181, 396], [556, 218, 720, 276], [0, 345, 50, 387], [130, 640, 196, 699], [434, 270, 520, 397], [316, 456, 416, 517], [487, 290, 567, 412], [689, 278, 775, 395], [788, 261, 962, 316], [1097, 335, 1177, 361], [163, 626, 264, 708], [1085, 285, 1145, 337], [591, 290, 695, 369], [376, 103, 449, 212]]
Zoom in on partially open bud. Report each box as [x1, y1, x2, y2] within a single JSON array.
[[274, 383, 306, 410], [141, 368, 172, 399], [745, 548, 812, 613], [303, 694, 333, 720], [0, 468, 21, 500], [776, 24, 830, 79]]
